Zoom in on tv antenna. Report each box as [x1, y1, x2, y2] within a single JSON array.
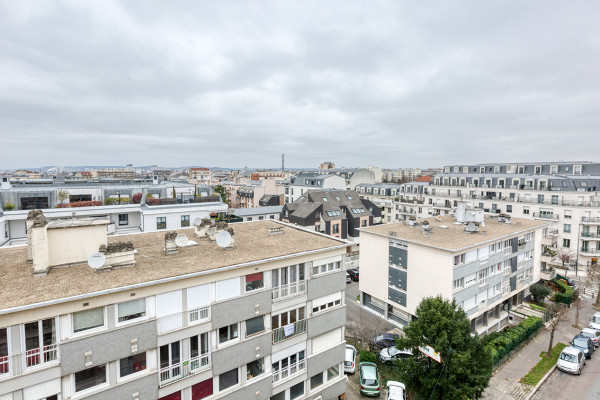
[[175, 234, 189, 247], [88, 252, 106, 270], [216, 230, 232, 249]]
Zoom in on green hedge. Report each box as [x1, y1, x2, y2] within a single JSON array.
[[485, 316, 543, 365], [359, 350, 377, 363], [529, 303, 546, 311], [521, 342, 567, 386], [553, 278, 575, 304]]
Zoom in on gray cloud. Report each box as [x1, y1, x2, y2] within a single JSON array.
[[0, 0, 599, 169]]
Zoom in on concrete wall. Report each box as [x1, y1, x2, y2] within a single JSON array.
[[83, 372, 158, 400], [211, 332, 272, 376], [307, 307, 346, 339], [211, 290, 272, 330], [223, 374, 272, 400], [307, 270, 346, 301], [306, 342, 345, 377], [47, 224, 108, 267]]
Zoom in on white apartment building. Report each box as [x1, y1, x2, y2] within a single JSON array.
[[0, 214, 350, 400], [285, 175, 346, 204], [358, 211, 550, 335], [357, 162, 600, 271]]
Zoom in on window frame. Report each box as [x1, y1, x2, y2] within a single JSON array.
[[72, 364, 109, 396], [245, 315, 265, 337], [218, 323, 240, 345], [117, 351, 148, 381], [246, 357, 265, 381], [118, 213, 128, 226], [115, 298, 149, 327], [71, 306, 107, 337], [157, 216, 167, 230], [218, 367, 239, 392], [245, 272, 264, 293], [180, 215, 190, 227]]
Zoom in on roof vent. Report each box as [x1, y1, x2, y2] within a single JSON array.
[[268, 227, 284, 235], [498, 213, 512, 224], [464, 221, 480, 233], [194, 218, 212, 239], [164, 232, 179, 255], [98, 241, 136, 269]]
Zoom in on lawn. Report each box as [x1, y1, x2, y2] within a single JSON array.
[[520, 342, 567, 386]]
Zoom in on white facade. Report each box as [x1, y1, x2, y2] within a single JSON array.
[[285, 175, 346, 203]]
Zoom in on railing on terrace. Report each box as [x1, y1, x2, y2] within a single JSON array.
[[25, 344, 59, 368], [273, 319, 307, 344], [159, 353, 210, 388], [157, 306, 210, 334], [273, 360, 306, 384], [272, 281, 306, 301], [0, 344, 59, 378], [479, 278, 489, 287]]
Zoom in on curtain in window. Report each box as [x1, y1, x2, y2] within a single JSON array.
[[246, 316, 264, 336], [73, 308, 104, 332], [118, 299, 146, 321]]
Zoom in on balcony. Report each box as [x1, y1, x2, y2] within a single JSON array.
[[272, 319, 307, 344], [582, 217, 600, 223], [582, 232, 600, 239], [548, 229, 559, 237], [479, 277, 489, 287], [532, 212, 558, 220], [272, 280, 306, 301], [272, 358, 306, 384], [541, 235, 557, 246], [0, 344, 59, 379], [540, 269, 557, 281], [159, 353, 211, 388], [580, 248, 600, 256], [157, 306, 210, 334]]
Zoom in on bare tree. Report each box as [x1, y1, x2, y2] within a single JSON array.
[[546, 302, 569, 356], [572, 295, 584, 329], [587, 262, 600, 307], [347, 307, 390, 351], [556, 247, 575, 275]]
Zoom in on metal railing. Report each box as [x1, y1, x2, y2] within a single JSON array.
[[582, 217, 600, 223], [272, 319, 307, 344], [581, 248, 600, 254], [157, 306, 210, 334], [272, 281, 306, 301], [25, 344, 59, 368], [159, 353, 211, 388], [582, 232, 600, 238], [272, 359, 306, 383], [189, 306, 210, 323], [532, 213, 558, 220]]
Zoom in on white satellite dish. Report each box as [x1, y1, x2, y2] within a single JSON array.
[[193, 217, 202, 226], [175, 234, 189, 247], [88, 252, 106, 269], [216, 230, 232, 248]]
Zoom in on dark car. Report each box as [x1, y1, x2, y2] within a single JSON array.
[[347, 268, 359, 281], [370, 333, 400, 351], [571, 335, 594, 359]]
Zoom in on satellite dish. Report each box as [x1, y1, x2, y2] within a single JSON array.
[[175, 234, 189, 247], [193, 217, 202, 226], [88, 252, 106, 269], [216, 230, 232, 248]]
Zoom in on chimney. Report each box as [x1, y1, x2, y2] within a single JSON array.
[[164, 232, 179, 255], [28, 210, 50, 276], [194, 218, 212, 239], [455, 201, 467, 223], [1, 176, 10, 190], [153, 175, 159, 185], [99, 241, 136, 269]]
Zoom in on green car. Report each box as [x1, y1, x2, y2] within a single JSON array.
[[359, 361, 381, 397]]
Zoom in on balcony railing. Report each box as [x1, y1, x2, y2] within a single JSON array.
[[582, 232, 600, 238], [159, 353, 211, 388], [479, 277, 489, 287], [548, 229, 559, 237], [0, 344, 59, 378], [189, 306, 210, 323], [272, 281, 306, 301], [272, 319, 307, 344], [25, 344, 59, 368], [581, 248, 600, 255], [532, 213, 558, 220], [157, 306, 210, 334], [272, 359, 306, 384], [582, 217, 600, 223]]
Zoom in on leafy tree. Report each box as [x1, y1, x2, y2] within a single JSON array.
[[57, 189, 69, 204], [395, 296, 492, 400], [213, 184, 228, 204], [530, 283, 552, 303]]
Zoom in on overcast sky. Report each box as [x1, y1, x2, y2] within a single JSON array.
[[1, 1, 599, 169]]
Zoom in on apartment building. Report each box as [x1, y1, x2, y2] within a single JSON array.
[[188, 169, 212, 186], [96, 168, 136, 180], [231, 206, 283, 222], [285, 175, 346, 204], [359, 208, 550, 334], [0, 214, 349, 400], [355, 184, 403, 223], [400, 162, 600, 269]]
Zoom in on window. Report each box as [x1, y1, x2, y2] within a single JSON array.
[[312, 293, 342, 314], [157, 217, 167, 230], [351, 208, 365, 214], [117, 299, 146, 324], [361, 220, 367, 227], [219, 323, 239, 344], [523, 207, 529, 215], [75, 365, 107, 393], [270, 214, 275, 219], [332, 224, 339, 234], [327, 364, 340, 380], [272, 263, 306, 300], [246, 357, 265, 380], [563, 239, 571, 248], [245, 272, 264, 292], [310, 372, 323, 389], [73, 307, 105, 333], [453, 278, 464, 290], [287, 382, 304, 400], [24, 318, 57, 367], [119, 352, 147, 378], [347, 195, 352, 200], [245, 316, 265, 336], [506, 205, 512, 213], [272, 351, 306, 383], [219, 368, 238, 391], [564, 224, 571, 233], [192, 378, 213, 400], [118, 214, 128, 226], [272, 306, 305, 330], [247, 217, 252, 221], [312, 260, 341, 276], [160, 342, 181, 380], [1, 328, 9, 375], [564, 210, 572, 219], [454, 254, 465, 265], [322, 197, 328, 202], [181, 215, 190, 227], [326, 210, 341, 217], [465, 273, 477, 286]]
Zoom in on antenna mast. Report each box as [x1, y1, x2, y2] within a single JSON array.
[[282, 154, 285, 172]]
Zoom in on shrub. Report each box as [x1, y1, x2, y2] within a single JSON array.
[[529, 303, 546, 311], [553, 278, 575, 304], [359, 350, 377, 363], [530, 283, 552, 303], [3, 202, 15, 211], [104, 197, 131, 205], [484, 316, 543, 365], [132, 193, 142, 204], [56, 201, 103, 208]]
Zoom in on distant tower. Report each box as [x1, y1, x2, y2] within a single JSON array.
[[282, 154, 285, 172]]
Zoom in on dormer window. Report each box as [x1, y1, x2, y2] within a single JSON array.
[[347, 195, 352, 200], [518, 166, 524, 174], [534, 166, 541, 174], [574, 165, 582, 175], [480, 167, 485, 173]]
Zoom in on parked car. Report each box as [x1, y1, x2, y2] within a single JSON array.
[[347, 268, 359, 281], [557, 346, 586, 375], [346, 271, 351, 284], [580, 328, 600, 348], [344, 344, 357, 374], [370, 333, 400, 351], [386, 381, 407, 400], [379, 346, 412, 365], [359, 362, 381, 397], [590, 312, 600, 330], [571, 335, 594, 359]]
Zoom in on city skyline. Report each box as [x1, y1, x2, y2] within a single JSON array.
[[1, 1, 599, 168]]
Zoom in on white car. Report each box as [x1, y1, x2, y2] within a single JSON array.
[[344, 344, 357, 374], [386, 381, 407, 400], [580, 328, 600, 348], [557, 346, 585, 375], [590, 312, 600, 330]]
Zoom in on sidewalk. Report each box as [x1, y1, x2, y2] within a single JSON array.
[[482, 292, 593, 400]]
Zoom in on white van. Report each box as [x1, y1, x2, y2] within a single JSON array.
[[344, 345, 357, 374], [590, 312, 600, 330]]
